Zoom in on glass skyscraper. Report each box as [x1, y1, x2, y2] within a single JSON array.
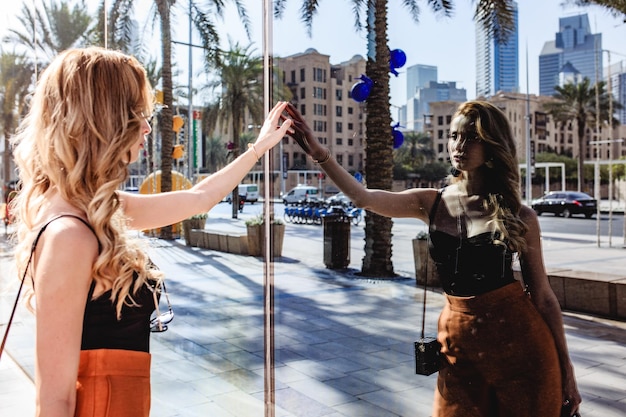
[[475, 1, 519, 98], [539, 14, 602, 97]]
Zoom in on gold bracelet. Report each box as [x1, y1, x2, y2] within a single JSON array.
[[313, 149, 331, 164], [248, 143, 260, 160]]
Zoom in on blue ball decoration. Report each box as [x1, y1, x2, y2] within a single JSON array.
[[389, 49, 407, 77], [350, 74, 373, 102], [392, 123, 404, 149]]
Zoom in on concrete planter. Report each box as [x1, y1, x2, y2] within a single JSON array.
[[412, 238, 439, 287], [247, 223, 285, 257], [182, 217, 207, 245]]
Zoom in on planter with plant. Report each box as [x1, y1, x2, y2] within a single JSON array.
[[245, 214, 285, 257], [182, 213, 208, 246], [412, 230, 439, 286]]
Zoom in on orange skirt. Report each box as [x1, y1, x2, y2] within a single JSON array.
[[433, 282, 562, 417], [75, 349, 151, 417]]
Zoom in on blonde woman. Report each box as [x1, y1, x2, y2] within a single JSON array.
[[10, 47, 291, 417], [284, 101, 581, 416]]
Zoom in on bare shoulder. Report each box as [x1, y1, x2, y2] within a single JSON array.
[[36, 215, 98, 256], [518, 205, 542, 243], [519, 205, 539, 228]]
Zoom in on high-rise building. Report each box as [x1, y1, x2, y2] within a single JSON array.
[[405, 64, 437, 100], [608, 60, 626, 125], [539, 14, 602, 96], [399, 80, 467, 131], [475, 1, 519, 98]]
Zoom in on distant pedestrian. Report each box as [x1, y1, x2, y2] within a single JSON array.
[[284, 101, 581, 416], [9, 46, 291, 417]]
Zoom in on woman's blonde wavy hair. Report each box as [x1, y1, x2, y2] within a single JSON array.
[[449, 101, 528, 254], [11, 47, 159, 318]]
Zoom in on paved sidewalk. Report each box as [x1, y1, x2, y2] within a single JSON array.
[[1, 208, 626, 416]]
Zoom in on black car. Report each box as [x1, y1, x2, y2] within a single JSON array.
[[531, 191, 597, 218]]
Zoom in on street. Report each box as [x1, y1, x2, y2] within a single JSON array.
[[226, 200, 626, 245]]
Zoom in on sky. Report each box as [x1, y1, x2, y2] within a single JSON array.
[[2, 0, 625, 112]]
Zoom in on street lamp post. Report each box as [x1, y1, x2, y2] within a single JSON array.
[[589, 139, 623, 247]]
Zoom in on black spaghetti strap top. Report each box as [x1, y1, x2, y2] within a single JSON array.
[[33, 215, 155, 352], [427, 189, 516, 296]]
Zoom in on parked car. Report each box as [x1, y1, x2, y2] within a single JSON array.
[[531, 191, 597, 218], [283, 185, 319, 204], [226, 184, 259, 204], [325, 192, 353, 207]]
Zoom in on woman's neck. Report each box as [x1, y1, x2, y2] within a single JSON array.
[[458, 172, 488, 197]]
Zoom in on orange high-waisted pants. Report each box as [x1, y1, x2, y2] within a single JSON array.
[[75, 349, 151, 417], [432, 282, 562, 417]]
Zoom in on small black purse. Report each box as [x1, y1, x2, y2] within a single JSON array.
[[415, 336, 441, 375], [414, 233, 441, 376]]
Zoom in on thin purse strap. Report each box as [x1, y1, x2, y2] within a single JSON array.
[[420, 189, 443, 340], [0, 214, 94, 359], [420, 233, 430, 340]]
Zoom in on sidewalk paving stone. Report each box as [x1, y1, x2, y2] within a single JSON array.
[[1, 207, 626, 416]]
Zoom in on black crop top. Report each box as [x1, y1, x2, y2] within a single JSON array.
[[32, 215, 155, 352], [427, 189, 516, 296], [81, 278, 155, 352]]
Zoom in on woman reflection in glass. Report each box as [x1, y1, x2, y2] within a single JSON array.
[[284, 100, 581, 416]]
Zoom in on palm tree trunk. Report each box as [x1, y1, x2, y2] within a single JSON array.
[[231, 107, 241, 219], [157, 0, 174, 239], [577, 121, 585, 192], [362, 0, 394, 277], [2, 115, 12, 188]]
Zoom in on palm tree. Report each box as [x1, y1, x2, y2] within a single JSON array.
[[102, 0, 251, 238], [404, 131, 435, 170], [543, 77, 621, 192], [4, 0, 93, 65], [0, 50, 33, 192], [275, 0, 515, 277], [565, 0, 626, 15], [203, 42, 263, 219], [204, 135, 228, 172]]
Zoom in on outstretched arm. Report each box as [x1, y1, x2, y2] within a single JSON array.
[[283, 103, 436, 221], [120, 101, 293, 230]]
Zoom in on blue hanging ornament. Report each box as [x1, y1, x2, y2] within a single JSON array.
[[389, 49, 407, 77], [350, 74, 373, 102], [392, 123, 404, 149]]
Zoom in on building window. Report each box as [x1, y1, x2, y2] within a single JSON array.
[[313, 67, 326, 82], [290, 70, 295, 84], [300, 104, 306, 116], [446, 115, 452, 124], [348, 155, 354, 166], [336, 106, 342, 117], [300, 68, 305, 82], [438, 116, 444, 125], [348, 107, 353, 114], [348, 138, 353, 146], [300, 87, 305, 99], [336, 89, 343, 101], [337, 154, 343, 165], [438, 130, 444, 139], [347, 123, 353, 130], [313, 104, 327, 116], [336, 138, 343, 145], [336, 122, 343, 133]]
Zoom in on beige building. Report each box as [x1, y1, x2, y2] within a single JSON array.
[[425, 93, 626, 167], [275, 49, 367, 195]]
